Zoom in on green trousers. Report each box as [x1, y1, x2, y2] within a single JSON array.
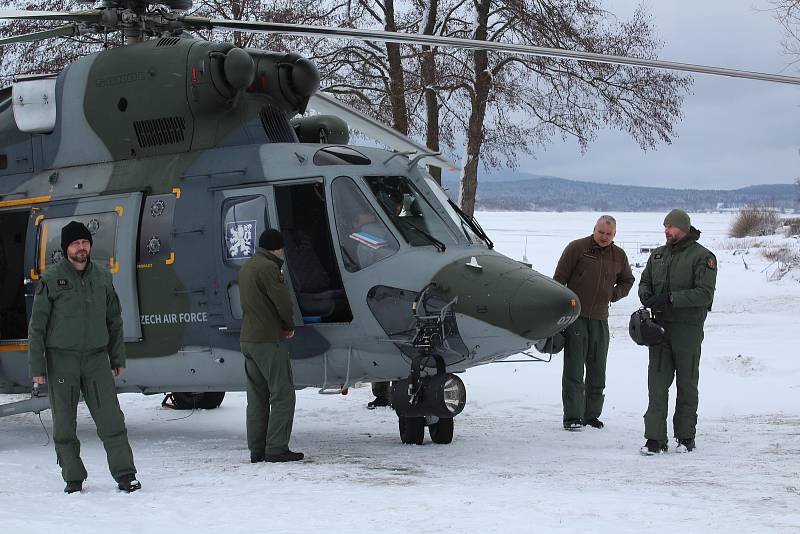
[[372, 381, 390, 399], [562, 317, 609, 421], [241, 341, 296, 455], [644, 322, 704, 442], [46, 349, 136, 483]]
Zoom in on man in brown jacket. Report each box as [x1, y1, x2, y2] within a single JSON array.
[[554, 215, 634, 430], [238, 228, 303, 462]]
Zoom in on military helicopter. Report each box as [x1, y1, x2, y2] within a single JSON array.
[[0, 1, 797, 445]]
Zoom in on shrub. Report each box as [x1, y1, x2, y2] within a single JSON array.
[[783, 217, 800, 236], [729, 207, 782, 238]]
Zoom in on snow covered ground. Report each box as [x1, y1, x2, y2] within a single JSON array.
[[1, 212, 799, 533]]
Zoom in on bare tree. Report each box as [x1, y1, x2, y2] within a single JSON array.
[[772, 0, 800, 66], [450, 0, 691, 215]]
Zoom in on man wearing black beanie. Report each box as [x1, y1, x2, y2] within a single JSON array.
[[238, 228, 304, 462], [29, 221, 140, 493]]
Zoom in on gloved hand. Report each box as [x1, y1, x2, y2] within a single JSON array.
[[643, 293, 671, 309]]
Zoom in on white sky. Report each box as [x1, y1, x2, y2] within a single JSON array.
[[520, 0, 800, 189]]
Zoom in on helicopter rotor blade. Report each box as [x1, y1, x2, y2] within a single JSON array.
[[310, 92, 457, 171], [0, 24, 80, 46], [182, 17, 800, 86], [0, 9, 100, 23]]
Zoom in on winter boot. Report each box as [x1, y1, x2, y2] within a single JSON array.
[[563, 419, 583, 431], [675, 438, 696, 453], [117, 474, 142, 493], [264, 450, 304, 462], [583, 418, 604, 429], [64, 480, 83, 494], [250, 452, 265, 463], [367, 397, 391, 409], [640, 439, 668, 455]]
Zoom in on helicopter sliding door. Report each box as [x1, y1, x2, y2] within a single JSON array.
[[24, 193, 144, 342], [212, 185, 300, 333]]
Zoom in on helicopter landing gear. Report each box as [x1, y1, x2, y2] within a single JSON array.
[[398, 415, 425, 445], [428, 417, 454, 444], [391, 355, 466, 445]]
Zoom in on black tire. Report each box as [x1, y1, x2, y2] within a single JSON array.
[[170, 392, 225, 410], [429, 417, 454, 444], [398, 415, 425, 445]]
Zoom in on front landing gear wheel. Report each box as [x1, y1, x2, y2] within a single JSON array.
[[398, 415, 425, 445], [428, 417, 454, 444]]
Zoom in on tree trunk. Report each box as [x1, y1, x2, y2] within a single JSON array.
[[458, 0, 491, 216], [384, 0, 410, 135], [421, 0, 442, 183]]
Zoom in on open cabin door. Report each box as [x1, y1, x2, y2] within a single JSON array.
[[212, 185, 303, 333], [24, 193, 144, 342]]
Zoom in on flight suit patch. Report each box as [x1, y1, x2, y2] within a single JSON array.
[[653, 253, 663, 260], [707, 256, 716, 270], [56, 279, 73, 290]]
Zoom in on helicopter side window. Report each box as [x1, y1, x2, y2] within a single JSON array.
[[331, 176, 399, 273], [36, 213, 119, 273], [364, 176, 457, 248], [221, 195, 267, 264]]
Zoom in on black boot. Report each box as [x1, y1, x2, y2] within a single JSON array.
[[639, 439, 668, 455], [64, 480, 83, 494], [250, 452, 265, 463], [676, 438, 696, 453], [563, 419, 583, 431], [583, 418, 604, 429], [264, 450, 304, 462], [367, 397, 391, 409], [117, 474, 142, 493]]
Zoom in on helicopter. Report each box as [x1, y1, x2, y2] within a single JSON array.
[[0, 0, 798, 445]]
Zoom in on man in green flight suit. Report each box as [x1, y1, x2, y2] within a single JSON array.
[[638, 209, 717, 455], [29, 221, 140, 494], [554, 215, 635, 430], [238, 228, 304, 463]]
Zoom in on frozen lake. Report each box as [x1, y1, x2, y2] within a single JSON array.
[[1, 211, 798, 533]]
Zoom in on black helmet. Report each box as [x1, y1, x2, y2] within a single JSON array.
[[534, 331, 566, 354], [629, 308, 665, 346]]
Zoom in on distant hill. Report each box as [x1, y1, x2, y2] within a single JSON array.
[[440, 176, 799, 212]]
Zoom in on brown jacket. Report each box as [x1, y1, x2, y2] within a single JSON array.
[[554, 235, 635, 320]]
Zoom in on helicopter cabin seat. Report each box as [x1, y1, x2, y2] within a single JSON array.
[[282, 228, 348, 320]]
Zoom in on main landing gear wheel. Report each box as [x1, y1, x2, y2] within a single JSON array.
[[398, 415, 425, 445], [168, 392, 225, 410], [428, 417, 454, 444]]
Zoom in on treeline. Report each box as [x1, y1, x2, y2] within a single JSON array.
[[440, 177, 798, 212]]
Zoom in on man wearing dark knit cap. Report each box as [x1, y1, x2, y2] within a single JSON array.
[[28, 221, 140, 493], [238, 228, 304, 463], [638, 209, 717, 455]]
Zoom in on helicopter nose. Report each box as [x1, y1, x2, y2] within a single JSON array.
[[431, 255, 580, 341]]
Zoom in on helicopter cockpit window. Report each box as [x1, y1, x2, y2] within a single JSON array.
[[424, 176, 486, 247], [364, 176, 458, 249], [331, 176, 399, 272], [313, 146, 371, 166], [222, 195, 267, 263], [37, 213, 118, 273]]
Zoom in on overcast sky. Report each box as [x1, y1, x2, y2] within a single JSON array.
[[516, 0, 799, 190]]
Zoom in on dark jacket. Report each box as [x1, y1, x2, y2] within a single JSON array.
[[28, 259, 125, 377], [238, 248, 295, 343], [554, 235, 635, 320], [638, 226, 717, 325]]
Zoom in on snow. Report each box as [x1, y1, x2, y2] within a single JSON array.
[[1, 212, 799, 532]]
